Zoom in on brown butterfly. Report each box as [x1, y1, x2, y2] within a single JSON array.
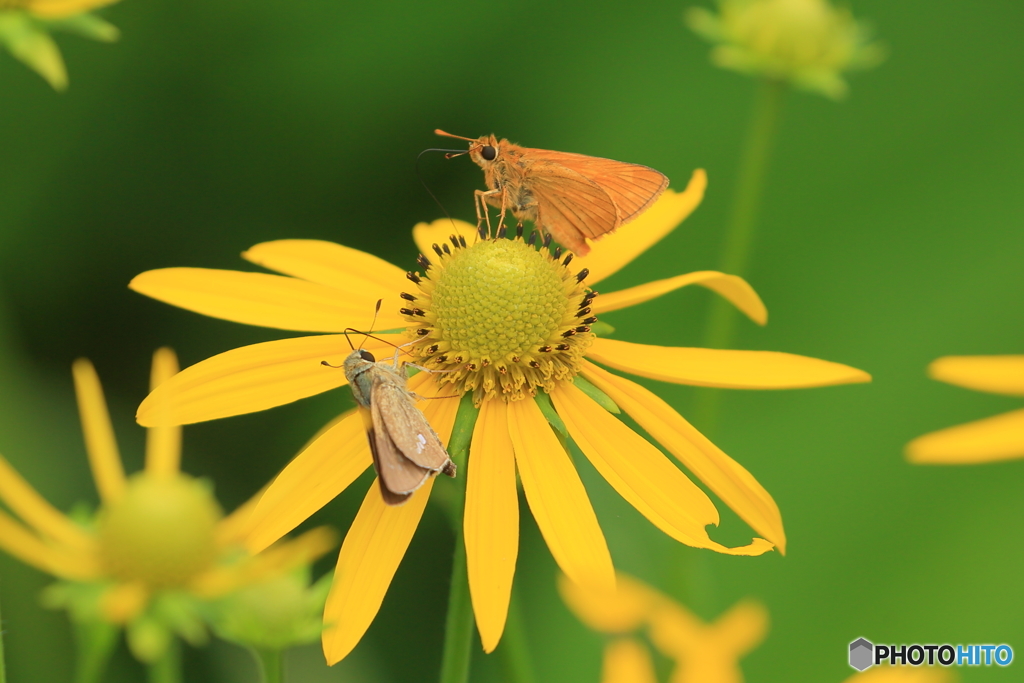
[[436, 130, 669, 256]]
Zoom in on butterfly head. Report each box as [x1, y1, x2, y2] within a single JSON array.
[[435, 129, 502, 170]]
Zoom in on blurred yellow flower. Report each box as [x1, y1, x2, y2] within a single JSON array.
[[129, 168, 869, 663], [687, 0, 885, 99], [559, 572, 768, 683], [0, 0, 119, 90], [842, 666, 953, 683], [907, 355, 1024, 464], [0, 349, 336, 663]]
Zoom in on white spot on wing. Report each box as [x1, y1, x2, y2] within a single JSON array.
[[416, 433, 427, 453]]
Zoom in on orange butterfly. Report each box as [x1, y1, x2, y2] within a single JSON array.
[[436, 130, 669, 256]]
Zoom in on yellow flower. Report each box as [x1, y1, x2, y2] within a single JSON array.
[[842, 667, 953, 683], [129, 168, 869, 663], [906, 355, 1024, 464], [0, 0, 119, 90], [0, 349, 336, 662], [559, 571, 768, 683], [687, 0, 885, 99]]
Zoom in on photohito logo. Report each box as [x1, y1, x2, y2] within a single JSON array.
[[849, 638, 1013, 671]]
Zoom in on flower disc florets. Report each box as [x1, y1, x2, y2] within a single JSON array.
[[402, 228, 597, 404], [99, 473, 223, 588]]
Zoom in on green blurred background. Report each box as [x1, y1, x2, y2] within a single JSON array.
[[2, 0, 1023, 680]]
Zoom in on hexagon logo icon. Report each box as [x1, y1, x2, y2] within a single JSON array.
[[849, 638, 874, 671]]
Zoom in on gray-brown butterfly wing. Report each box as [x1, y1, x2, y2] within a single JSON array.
[[373, 371, 455, 475], [369, 396, 432, 506]]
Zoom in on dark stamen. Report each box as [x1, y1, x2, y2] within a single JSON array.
[[552, 246, 562, 260], [427, 344, 439, 354], [413, 308, 426, 317], [458, 234, 467, 248], [416, 328, 430, 336], [527, 231, 538, 247], [406, 271, 421, 284], [516, 223, 524, 239], [417, 254, 432, 269], [555, 344, 570, 351], [576, 307, 591, 317], [400, 308, 415, 316], [542, 233, 552, 248], [582, 316, 598, 325], [478, 224, 488, 240], [442, 243, 452, 255], [400, 292, 417, 301], [561, 330, 576, 338], [511, 355, 520, 363], [539, 345, 552, 353], [562, 253, 573, 267], [529, 360, 541, 368], [576, 268, 590, 283], [575, 326, 590, 334], [497, 225, 507, 239], [432, 244, 444, 258], [449, 235, 460, 249]]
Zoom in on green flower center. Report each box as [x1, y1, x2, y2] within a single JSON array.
[[403, 229, 596, 403], [99, 473, 223, 588]]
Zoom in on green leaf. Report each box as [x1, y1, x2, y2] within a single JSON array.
[[533, 392, 567, 435], [573, 376, 620, 414]]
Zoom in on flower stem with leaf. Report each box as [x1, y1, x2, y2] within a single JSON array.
[[147, 638, 182, 683], [438, 395, 478, 683], [254, 648, 282, 683]]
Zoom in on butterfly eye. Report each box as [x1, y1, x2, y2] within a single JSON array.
[[359, 350, 376, 362], [480, 145, 497, 161]]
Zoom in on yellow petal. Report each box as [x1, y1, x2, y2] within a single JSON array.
[[464, 399, 519, 653], [3, 18, 67, 91], [840, 667, 953, 683], [557, 572, 663, 634], [553, 383, 728, 548], [216, 483, 267, 547], [72, 359, 126, 504], [0, 454, 93, 552], [709, 599, 770, 656], [195, 527, 338, 598], [588, 338, 871, 389], [906, 408, 1024, 464], [412, 218, 480, 261], [322, 478, 433, 665], [26, 0, 120, 19], [576, 169, 707, 285], [928, 355, 1024, 396], [507, 398, 615, 593], [582, 362, 784, 553], [136, 334, 402, 426], [100, 582, 149, 623], [129, 267, 405, 332], [594, 271, 766, 324], [144, 348, 182, 477], [601, 638, 658, 683], [242, 239, 410, 297], [247, 410, 371, 553], [0, 509, 98, 580]]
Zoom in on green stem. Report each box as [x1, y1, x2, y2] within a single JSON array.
[[73, 620, 119, 683], [147, 638, 182, 683], [254, 648, 283, 683], [438, 395, 477, 683], [697, 77, 786, 432], [497, 591, 535, 683], [0, 592, 7, 683]]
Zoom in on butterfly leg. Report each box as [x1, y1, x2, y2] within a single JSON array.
[[474, 188, 503, 239]]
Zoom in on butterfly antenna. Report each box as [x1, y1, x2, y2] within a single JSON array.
[[416, 147, 464, 234], [435, 129, 476, 142], [363, 300, 382, 350]]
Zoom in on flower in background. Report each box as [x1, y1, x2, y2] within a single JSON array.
[[559, 571, 768, 683], [686, 0, 885, 99], [0, 349, 336, 668], [842, 667, 953, 683], [907, 355, 1024, 464], [130, 168, 869, 663], [0, 0, 121, 90]]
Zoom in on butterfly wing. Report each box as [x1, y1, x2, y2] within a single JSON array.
[[369, 397, 431, 505], [374, 374, 454, 474], [525, 161, 619, 255], [526, 148, 669, 224]]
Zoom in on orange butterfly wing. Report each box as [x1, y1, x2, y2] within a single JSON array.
[[525, 148, 669, 223], [525, 161, 619, 253]]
